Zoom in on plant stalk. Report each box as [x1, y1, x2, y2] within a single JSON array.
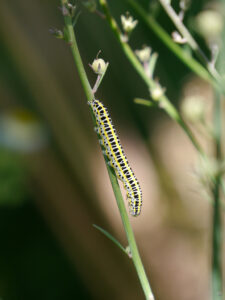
[[124, 0, 222, 92], [212, 91, 223, 300], [60, 1, 154, 299], [99, 0, 203, 155], [157, 0, 222, 86]]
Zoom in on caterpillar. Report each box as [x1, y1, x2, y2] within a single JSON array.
[[89, 99, 142, 216]]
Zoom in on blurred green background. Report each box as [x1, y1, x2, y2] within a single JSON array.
[[0, 0, 221, 299]]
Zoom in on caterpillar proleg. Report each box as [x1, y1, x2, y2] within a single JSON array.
[[89, 99, 142, 216]]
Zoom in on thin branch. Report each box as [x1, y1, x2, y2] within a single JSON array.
[[99, 0, 203, 155], [124, 0, 222, 91], [211, 91, 223, 300], [158, 0, 222, 84]]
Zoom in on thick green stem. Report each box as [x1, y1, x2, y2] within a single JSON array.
[[61, 1, 154, 299], [99, 0, 203, 155]]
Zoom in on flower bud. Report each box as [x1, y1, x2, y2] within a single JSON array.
[[91, 58, 107, 75], [135, 47, 151, 63], [150, 84, 164, 101], [49, 28, 64, 39], [121, 13, 138, 33], [172, 31, 187, 44]]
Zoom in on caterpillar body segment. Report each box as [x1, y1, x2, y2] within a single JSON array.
[[89, 99, 142, 217]]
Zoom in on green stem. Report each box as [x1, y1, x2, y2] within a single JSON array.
[[60, 1, 154, 299], [107, 169, 154, 300], [99, 0, 203, 155], [124, 0, 220, 90], [212, 179, 222, 300], [212, 92, 222, 300], [211, 5, 224, 293], [61, 0, 93, 101], [158, 1, 207, 62], [158, 0, 221, 84]]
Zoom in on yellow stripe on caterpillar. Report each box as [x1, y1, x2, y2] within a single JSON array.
[[89, 99, 142, 217]]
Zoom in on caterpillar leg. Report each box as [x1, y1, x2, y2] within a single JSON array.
[[107, 160, 114, 168], [98, 139, 104, 145], [102, 149, 107, 156], [94, 126, 100, 134], [123, 182, 128, 189], [102, 150, 112, 161], [115, 170, 123, 181]]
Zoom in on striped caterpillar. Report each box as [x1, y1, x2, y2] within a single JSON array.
[[89, 99, 142, 216]]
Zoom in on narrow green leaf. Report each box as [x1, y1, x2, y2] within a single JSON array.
[[93, 224, 128, 255], [134, 98, 154, 107]]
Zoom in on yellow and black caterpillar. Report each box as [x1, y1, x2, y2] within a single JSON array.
[[89, 99, 142, 216]]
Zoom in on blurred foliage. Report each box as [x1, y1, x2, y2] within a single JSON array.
[[0, 149, 27, 206]]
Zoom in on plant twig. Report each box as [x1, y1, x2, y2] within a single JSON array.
[[123, 0, 222, 91], [212, 91, 223, 300], [157, 0, 222, 84], [93, 224, 128, 255], [99, 0, 203, 155], [60, 1, 154, 299]]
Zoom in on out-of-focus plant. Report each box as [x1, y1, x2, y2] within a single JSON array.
[[0, 109, 47, 153], [0, 149, 27, 206], [0, 109, 46, 206]]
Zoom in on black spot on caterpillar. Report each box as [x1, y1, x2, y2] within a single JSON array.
[[89, 99, 142, 216]]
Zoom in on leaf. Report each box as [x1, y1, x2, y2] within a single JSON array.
[[134, 98, 155, 107], [93, 224, 128, 255]]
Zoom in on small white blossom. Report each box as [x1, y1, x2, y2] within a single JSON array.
[[135, 47, 151, 63], [91, 58, 107, 75], [172, 31, 187, 44], [150, 84, 165, 101], [121, 13, 138, 33]]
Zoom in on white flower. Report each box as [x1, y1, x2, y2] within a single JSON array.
[[150, 84, 165, 101], [172, 31, 187, 44], [121, 13, 138, 33], [135, 47, 151, 63], [91, 58, 107, 75]]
